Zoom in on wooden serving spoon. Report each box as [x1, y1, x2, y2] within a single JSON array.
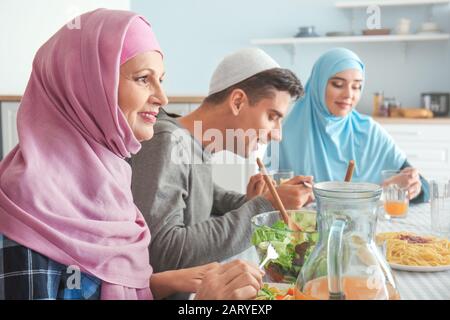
[[344, 160, 355, 182], [256, 158, 302, 232]]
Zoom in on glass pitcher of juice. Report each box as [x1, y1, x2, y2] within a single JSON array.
[[295, 182, 400, 300]]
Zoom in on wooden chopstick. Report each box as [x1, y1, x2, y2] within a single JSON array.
[[344, 160, 355, 182], [256, 158, 290, 225], [303, 181, 313, 189]]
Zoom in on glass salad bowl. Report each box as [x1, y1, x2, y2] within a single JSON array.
[[251, 210, 318, 284]]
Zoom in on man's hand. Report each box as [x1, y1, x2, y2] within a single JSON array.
[[264, 175, 315, 209], [246, 173, 278, 200], [246, 173, 266, 200]]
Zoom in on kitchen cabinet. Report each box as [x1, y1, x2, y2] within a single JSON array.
[[0, 100, 20, 157], [164, 96, 202, 116], [376, 119, 450, 180]]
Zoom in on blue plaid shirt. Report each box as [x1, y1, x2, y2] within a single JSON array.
[[0, 234, 101, 300]]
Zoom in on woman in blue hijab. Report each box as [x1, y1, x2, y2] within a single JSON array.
[[264, 48, 428, 203]]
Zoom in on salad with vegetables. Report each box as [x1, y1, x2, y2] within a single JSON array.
[[251, 210, 318, 284], [256, 283, 295, 300]]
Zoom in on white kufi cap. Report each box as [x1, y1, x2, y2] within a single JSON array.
[[208, 48, 280, 95]]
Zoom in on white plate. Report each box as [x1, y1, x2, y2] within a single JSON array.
[[390, 262, 450, 272]]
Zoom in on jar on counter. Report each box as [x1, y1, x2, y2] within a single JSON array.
[[372, 91, 384, 117], [388, 99, 401, 117]]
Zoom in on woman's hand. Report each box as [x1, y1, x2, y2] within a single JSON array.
[[150, 262, 220, 299], [383, 167, 422, 200], [173, 262, 221, 293], [194, 260, 264, 300]]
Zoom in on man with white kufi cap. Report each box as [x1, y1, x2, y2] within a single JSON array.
[[130, 48, 314, 298]]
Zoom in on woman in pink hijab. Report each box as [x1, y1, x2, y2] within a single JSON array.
[[0, 9, 263, 300]]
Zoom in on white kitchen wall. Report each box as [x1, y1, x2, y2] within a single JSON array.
[[0, 0, 130, 94]]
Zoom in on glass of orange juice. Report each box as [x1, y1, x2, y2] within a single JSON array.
[[381, 170, 409, 218]]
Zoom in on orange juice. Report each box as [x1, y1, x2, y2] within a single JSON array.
[[384, 201, 408, 217], [294, 276, 400, 300]]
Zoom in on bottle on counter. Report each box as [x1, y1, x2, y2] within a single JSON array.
[[372, 91, 384, 117], [379, 98, 391, 117]]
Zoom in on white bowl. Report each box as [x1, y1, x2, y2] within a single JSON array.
[[420, 22, 439, 32]]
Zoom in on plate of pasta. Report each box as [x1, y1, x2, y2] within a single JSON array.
[[376, 232, 450, 272]]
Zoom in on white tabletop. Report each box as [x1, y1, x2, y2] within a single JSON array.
[[377, 203, 450, 300]]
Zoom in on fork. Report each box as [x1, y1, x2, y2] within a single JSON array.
[[259, 244, 279, 270]]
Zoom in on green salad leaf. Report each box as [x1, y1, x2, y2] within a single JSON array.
[[257, 284, 276, 300], [252, 216, 319, 278], [251, 221, 289, 245]]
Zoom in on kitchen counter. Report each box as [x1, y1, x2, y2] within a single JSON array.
[[0, 95, 21, 102], [0, 95, 205, 104], [373, 117, 450, 124], [1, 96, 449, 123]]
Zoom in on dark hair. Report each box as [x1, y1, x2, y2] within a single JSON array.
[[204, 68, 303, 106]]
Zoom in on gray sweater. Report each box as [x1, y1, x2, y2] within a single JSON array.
[[130, 110, 274, 272]]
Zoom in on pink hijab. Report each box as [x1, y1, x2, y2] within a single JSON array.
[[0, 9, 162, 300]]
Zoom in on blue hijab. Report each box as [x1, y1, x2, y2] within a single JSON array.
[[265, 48, 406, 184]]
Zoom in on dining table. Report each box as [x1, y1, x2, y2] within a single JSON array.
[[377, 203, 450, 300], [227, 203, 450, 300]]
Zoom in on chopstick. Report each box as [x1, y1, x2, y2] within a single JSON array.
[[256, 158, 290, 225], [344, 160, 355, 182], [303, 181, 313, 189]]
